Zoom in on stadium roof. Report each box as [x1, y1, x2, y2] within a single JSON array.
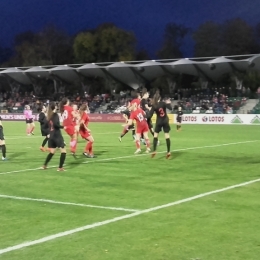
[[1, 54, 260, 89]]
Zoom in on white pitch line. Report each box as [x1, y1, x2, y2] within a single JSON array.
[[0, 166, 56, 175], [83, 140, 259, 164], [0, 177, 259, 255], [5, 132, 120, 140], [0, 194, 138, 212], [0, 140, 258, 175]]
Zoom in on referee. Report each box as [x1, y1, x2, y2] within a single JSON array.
[[176, 107, 183, 131]]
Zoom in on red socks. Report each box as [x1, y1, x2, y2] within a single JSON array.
[[85, 141, 93, 154]]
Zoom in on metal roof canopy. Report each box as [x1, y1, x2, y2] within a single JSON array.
[[1, 54, 260, 88]]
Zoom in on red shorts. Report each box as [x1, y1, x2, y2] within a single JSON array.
[[64, 126, 76, 136], [136, 124, 149, 134], [79, 130, 91, 139]]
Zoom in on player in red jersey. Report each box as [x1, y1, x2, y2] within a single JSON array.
[[124, 105, 150, 154], [128, 92, 141, 109], [72, 103, 80, 139], [79, 103, 95, 158], [72, 104, 80, 125], [59, 98, 79, 155]]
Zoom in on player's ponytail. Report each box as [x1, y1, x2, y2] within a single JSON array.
[[152, 92, 161, 108], [59, 97, 68, 114], [47, 102, 56, 121]]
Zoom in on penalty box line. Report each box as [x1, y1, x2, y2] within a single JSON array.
[[0, 194, 138, 213], [0, 177, 260, 255], [83, 139, 259, 164], [0, 140, 259, 175]]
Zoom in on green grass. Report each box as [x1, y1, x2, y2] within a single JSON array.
[[0, 122, 260, 260]]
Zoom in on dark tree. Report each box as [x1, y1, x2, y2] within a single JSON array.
[[193, 21, 222, 57], [157, 23, 190, 59], [73, 23, 137, 63], [9, 25, 74, 66], [221, 18, 256, 55]]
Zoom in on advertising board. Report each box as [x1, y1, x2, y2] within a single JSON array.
[[174, 114, 260, 125], [1, 113, 260, 125], [0, 113, 125, 122]]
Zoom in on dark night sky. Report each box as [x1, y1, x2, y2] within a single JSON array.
[[1, 0, 260, 57]]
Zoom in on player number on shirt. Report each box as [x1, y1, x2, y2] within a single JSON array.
[[137, 113, 144, 122], [62, 110, 68, 120], [159, 108, 165, 117]]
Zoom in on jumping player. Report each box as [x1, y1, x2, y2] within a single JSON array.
[[150, 92, 172, 159], [79, 104, 95, 158], [140, 90, 158, 139], [42, 102, 66, 171], [176, 107, 183, 131], [0, 116, 7, 161], [24, 105, 35, 135], [38, 105, 49, 151], [128, 92, 141, 109], [59, 98, 78, 156], [124, 105, 150, 154]]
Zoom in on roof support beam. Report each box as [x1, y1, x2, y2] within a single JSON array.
[[129, 67, 149, 82], [192, 64, 213, 82], [101, 68, 128, 87], [159, 65, 177, 77]]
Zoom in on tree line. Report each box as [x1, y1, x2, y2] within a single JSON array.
[[1, 18, 260, 67]]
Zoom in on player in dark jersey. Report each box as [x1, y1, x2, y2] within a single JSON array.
[[176, 107, 183, 131], [140, 91, 154, 134], [42, 102, 66, 171], [38, 105, 50, 152], [0, 116, 7, 161], [149, 92, 172, 159], [140, 90, 161, 144], [118, 109, 136, 142]]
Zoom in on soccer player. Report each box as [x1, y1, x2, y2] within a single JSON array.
[[42, 102, 66, 171], [38, 105, 49, 152], [150, 92, 172, 159], [118, 110, 136, 142], [79, 104, 95, 158], [128, 92, 141, 109], [24, 105, 35, 135], [72, 103, 80, 125], [0, 116, 7, 161], [59, 98, 78, 156], [176, 107, 183, 131], [140, 90, 157, 137], [124, 105, 150, 154]]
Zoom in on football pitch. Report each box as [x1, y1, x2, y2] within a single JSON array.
[[0, 122, 260, 260]]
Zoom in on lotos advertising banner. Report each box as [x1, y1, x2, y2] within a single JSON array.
[[2, 113, 260, 125], [0, 113, 125, 122], [175, 114, 260, 125]]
